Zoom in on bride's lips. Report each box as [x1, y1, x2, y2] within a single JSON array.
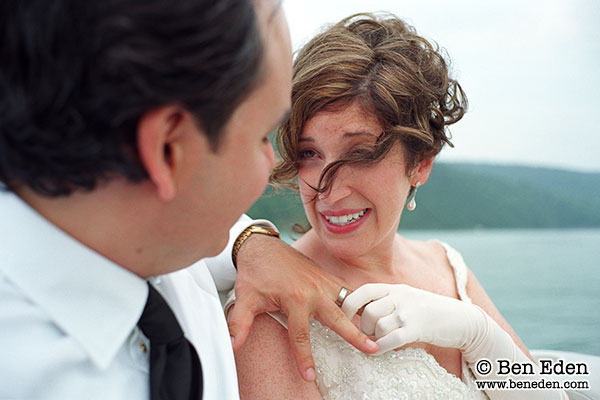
[[319, 208, 371, 234]]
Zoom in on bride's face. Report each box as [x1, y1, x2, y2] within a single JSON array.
[[297, 102, 415, 259]]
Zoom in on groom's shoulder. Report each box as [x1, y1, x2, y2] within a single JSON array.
[[0, 272, 68, 396]]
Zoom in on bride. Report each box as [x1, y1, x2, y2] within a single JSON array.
[[230, 13, 567, 399]]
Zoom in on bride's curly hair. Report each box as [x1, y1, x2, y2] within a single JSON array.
[[271, 12, 467, 196]]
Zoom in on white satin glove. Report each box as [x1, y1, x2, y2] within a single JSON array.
[[342, 283, 568, 400]]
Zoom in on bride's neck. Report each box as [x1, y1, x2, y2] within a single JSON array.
[[294, 230, 405, 284]]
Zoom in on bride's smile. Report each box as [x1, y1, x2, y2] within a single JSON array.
[[320, 208, 370, 231]]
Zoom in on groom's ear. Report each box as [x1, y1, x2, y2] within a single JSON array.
[[136, 105, 197, 201]]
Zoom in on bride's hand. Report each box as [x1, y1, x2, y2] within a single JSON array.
[[341, 283, 486, 355]]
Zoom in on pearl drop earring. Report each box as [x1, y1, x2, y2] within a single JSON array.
[[407, 181, 421, 211]]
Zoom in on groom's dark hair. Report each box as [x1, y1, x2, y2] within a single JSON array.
[[0, 0, 264, 196]]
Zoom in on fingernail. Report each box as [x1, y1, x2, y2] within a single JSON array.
[[305, 367, 316, 381], [366, 338, 378, 351], [230, 336, 235, 348]]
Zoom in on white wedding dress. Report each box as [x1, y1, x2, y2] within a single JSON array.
[[308, 320, 486, 399], [228, 242, 489, 399]]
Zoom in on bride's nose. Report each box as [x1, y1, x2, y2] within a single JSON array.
[[318, 172, 352, 205]]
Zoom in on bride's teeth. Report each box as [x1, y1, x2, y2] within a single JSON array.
[[325, 209, 367, 226]]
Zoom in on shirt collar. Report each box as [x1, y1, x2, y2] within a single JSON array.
[[0, 190, 148, 370]]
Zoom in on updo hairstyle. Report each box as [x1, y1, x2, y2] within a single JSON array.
[[271, 13, 467, 195]]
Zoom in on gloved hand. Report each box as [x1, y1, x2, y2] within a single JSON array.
[[342, 283, 489, 355], [342, 283, 568, 400]]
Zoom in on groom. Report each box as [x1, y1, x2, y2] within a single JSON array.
[[0, 0, 375, 398]]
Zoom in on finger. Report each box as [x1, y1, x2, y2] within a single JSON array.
[[227, 298, 257, 351], [341, 283, 389, 319], [375, 328, 413, 355], [360, 297, 396, 336], [286, 311, 317, 382], [374, 311, 402, 339], [316, 302, 379, 354]]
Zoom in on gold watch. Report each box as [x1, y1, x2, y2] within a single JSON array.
[[232, 224, 280, 268]]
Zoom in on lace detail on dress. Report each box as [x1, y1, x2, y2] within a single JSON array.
[[310, 320, 487, 400]]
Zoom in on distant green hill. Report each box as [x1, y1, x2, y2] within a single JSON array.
[[247, 162, 600, 231]]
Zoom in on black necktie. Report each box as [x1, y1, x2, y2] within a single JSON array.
[[137, 283, 203, 400]]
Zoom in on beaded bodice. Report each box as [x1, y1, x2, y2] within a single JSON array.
[[309, 319, 487, 400]]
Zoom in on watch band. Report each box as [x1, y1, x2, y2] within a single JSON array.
[[232, 224, 280, 268]]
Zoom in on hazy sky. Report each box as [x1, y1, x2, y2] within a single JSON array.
[[282, 0, 600, 172]]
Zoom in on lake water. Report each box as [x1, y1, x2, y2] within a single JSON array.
[[402, 229, 600, 357], [283, 229, 600, 356]]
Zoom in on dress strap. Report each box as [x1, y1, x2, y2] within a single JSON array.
[[435, 241, 472, 304]]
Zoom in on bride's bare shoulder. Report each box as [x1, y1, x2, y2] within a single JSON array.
[[399, 235, 449, 266], [395, 235, 458, 296], [235, 313, 321, 399]]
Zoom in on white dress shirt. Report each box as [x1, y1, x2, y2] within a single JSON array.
[[0, 190, 273, 399]]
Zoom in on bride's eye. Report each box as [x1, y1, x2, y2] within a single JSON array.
[[298, 149, 318, 160], [350, 146, 371, 154], [347, 144, 375, 158]]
